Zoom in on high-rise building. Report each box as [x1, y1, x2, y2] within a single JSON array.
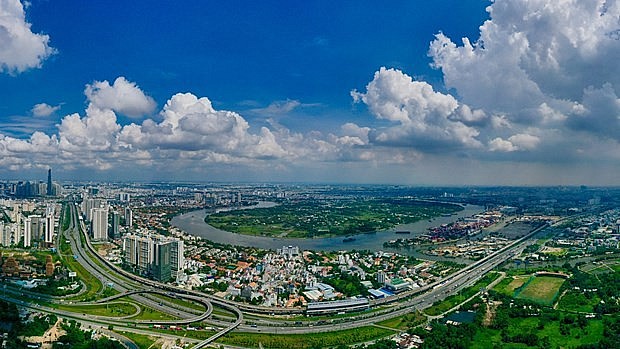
[[91, 207, 108, 241], [44, 205, 55, 245], [45, 213, 55, 245], [109, 211, 120, 239], [22, 217, 32, 247], [46, 169, 52, 196], [152, 242, 172, 282], [0, 222, 19, 247], [118, 193, 130, 202], [82, 198, 105, 221], [169, 239, 184, 278], [124, 207, 133, 228], [376, 270, 386, 285], [122, 233, 184, 282]]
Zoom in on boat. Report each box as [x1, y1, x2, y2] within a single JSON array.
[[395, 231, 411, 235], [343, 237, 356, 243]]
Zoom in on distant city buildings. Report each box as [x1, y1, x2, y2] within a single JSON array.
[[0, 199, 59, 248]]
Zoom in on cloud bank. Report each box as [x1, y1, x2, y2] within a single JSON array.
[[0, 0, 55, 74]]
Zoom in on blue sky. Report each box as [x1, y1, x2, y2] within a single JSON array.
[[1, 0, 620, 185]]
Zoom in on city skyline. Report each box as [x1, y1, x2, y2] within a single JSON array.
[[1, 0, 619, 185]]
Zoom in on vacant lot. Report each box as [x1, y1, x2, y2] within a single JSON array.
[[516, 276, 565, 305]]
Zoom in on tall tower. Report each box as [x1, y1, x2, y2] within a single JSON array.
[[91, 207, 109, 241], [46, 168, 53, 196]]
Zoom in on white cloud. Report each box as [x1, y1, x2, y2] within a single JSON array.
[[85, 77, 156, 118], [119, 93, 288, 159], [428, 0, 620, 130], [488, 138, 518, 152], [352, 67, 482, 150], [31, 103, 60, 117], [507, 133, 540, 150], [488, 133, 540, 152], [0, 0, 55, 74]]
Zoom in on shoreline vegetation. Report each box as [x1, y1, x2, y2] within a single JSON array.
[[204, 198, 463, 239]]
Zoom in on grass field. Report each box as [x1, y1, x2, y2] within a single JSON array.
[[117, 331, 157, 348], [376, 311, 426, 330], [125, 303, 179, 321], [56, 302, 138, 317], [217, 326, 396, 349], [515, 276, 565, 305], [493, 276, 528, 296]]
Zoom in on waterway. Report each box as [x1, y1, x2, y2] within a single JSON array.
[[171, 202, 484, 253]]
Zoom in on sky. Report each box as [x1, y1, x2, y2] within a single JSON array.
[[0, 0, 619, 185]]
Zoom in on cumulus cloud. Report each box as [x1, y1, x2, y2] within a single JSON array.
[[0, 0, 55, 74], [118, 92, 289, 160], [31, 103, 60, 117], [352, 67, 482, 151], [428, 0, 620, 130], [85, 77, 156, 118]]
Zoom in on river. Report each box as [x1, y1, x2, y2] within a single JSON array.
[[171, 202, 484, 254]]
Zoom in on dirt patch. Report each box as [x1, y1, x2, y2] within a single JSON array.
[[483, 301, 501, 327]]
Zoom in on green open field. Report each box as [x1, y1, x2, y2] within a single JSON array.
[[117, 331, 157, 348], [493, 276, 528, 296], [375, 311, 426, 330], [206, 198, 462, 238], [217, 326, 396, 348], [148, 294, 206, 312], [56, 302, 138, 317], [127, 307, 178, 321], [515, 276, 565, 305]]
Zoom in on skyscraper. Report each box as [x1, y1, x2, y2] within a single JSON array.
[[23, 217, 32, 247], [109, 211, 120, 239], [46, 168, 53, 196], [91, 207, 109, 241], [45, 211, 55, 245]]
